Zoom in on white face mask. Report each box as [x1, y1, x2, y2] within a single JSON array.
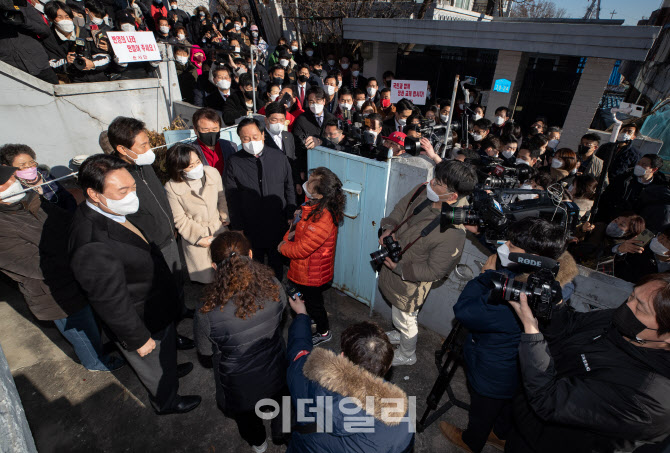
[[242, 140, 263, 155], [57, 19, 75, 33], [91, 16, 103, 25], [474, 113, 482, 121], [305, 50, 313, 57], [325, 85, 335, 96], [216, 79, 231, 90], [126, 148, 155, 166], [339, 103, 352, 111], [184, 163, 204, 180], [34, 2, 44, 12], [159, 25, 170, 34], [327, 59, 335, 66], [497, 242, 511, 267], [352, 70, 360, 77], [310, 103, 324, 115], [0, 180, 26, 203], [397, 118, 406, 126], [170, 4, 176, 9], [279, 59, 289, 67], [234, 46, 241, 53], [551, 158, 563, 169], [548, 139, 560, 149], [101, 191, 140, 216], [472, 133, 483, 142], [606, 221, 626, 238], [440, 114, 449, 122], [290, 46, 298, 52], [620, 133, 633, 142], [252, 31, 258, 37], [502, 149, 515, 159], [302, 181, 315, 199], [355, 100, 365, 109], [426, 182, 449, 203], [341, 63, 349, 70], [234, 24, 241, 30], [633, 165, 648, 177], [120, 23, 135, 32], [267, 122, 283, 136], [650, 237, 669, 256], [337, 80, 342, 89], [270, 93, 279, 102], [177, 33, 185, 40], [367, 87, 377, 97], [494, 116, 505, 126], [176, 55, 188, 65], [516, 158, 530, 167]]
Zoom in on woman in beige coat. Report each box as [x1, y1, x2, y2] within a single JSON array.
[[165, 143, 229, 284]]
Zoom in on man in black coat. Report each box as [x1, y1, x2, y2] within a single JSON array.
[[224, 118, 296, 278], [107, 117, 194, 349], [69, 154, 200, 414], [505, 274, 670, 453], [292, 86, 336, 168], [223, 73, 261, 126], [0, 4, 58, 84], [596, 123, 642, 180], [263, 102, 302, 197]]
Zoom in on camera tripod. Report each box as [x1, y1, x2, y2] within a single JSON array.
[[417, 322, 470, 432]]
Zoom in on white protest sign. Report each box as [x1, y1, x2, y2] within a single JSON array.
[[107, 31, 161, 64], [390, 80, 428, 106]]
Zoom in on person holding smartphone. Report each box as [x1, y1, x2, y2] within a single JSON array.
[[614, 226, 670, 283], [278, 167, 345, 346]]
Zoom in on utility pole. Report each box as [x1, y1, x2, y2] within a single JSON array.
[[610, 9, 617, 19]]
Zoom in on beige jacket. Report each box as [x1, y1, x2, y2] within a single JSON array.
[[378, 184, 466, 313], [165, 166, 229, 283]]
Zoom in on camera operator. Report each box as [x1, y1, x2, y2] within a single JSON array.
[[378, 160, 478, 366], [321, 119, 356, 154], [441, 218, 578, 453], [504, 273, 670, 453]]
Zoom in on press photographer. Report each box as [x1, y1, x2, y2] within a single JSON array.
[[505, 273, 670, 453], [442, 218, 578, 453], [377, 160, 478, 367]]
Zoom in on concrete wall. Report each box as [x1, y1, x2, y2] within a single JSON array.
[[363, 42, 399, 84], [485, 50, 524, 121], [559, 57, 616, 152], [0, 46, 180, 168], [0, 344, 37, 453], [370, 158, 634, 338]]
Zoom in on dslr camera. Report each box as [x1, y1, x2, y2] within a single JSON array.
[[370, 234, 403, 269], [489, 253, 562, 321], [70, 38, 88, 71]]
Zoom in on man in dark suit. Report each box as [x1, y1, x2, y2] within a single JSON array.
[[382, 98, 415, 137], [345, 61, 367, 91], [263, 102, 302, 196], [292, 86, 336, 167], [69, 154, 200, 415], [204, 64, 234, 114], [225, 118, 296, 279], [223, 73, 262, 126]]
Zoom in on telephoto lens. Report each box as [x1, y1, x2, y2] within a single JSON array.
[[442, 207, 480, 226]]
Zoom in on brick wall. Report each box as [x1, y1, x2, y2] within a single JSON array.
[[560, 57, 616, 151]]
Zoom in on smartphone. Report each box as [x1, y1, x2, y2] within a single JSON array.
[[634, 229, 655, 247], [285, 282, 302, 301]]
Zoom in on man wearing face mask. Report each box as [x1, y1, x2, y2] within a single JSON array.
[[192, 107, 237, 175], [203, 65, 233, 113], [0, 166, 125, 373], [443, 218, 577, 453], [345, 61, 366, 90], [224, 118, 296, 278], [153, 16, 171, 42], [84, 1, 112, 32], [576, 133, 605, 182], [69, 154, 201, 415], [167, 0, 190, 27], [148, 0, 167, 32], [490, 107, 509, 137], [365, 77, 381, 104], [222, 72, 260, 126], [596, 124, 642, 180], [108, 117, 196, 351], [613, 226, 670, 284], [262, 102, 301, 195], [502, 273, 670, 453], [382, 98, 414, 136], [293, 87, 336, 161], [172, 46, 198, 104], [378, 161, 479, 367]]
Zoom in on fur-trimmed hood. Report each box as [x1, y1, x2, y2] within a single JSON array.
[[302, 348, 409, 426], [513, 251, 579, 287]]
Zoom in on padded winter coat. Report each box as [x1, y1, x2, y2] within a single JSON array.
[[280, 203, 337, 287]]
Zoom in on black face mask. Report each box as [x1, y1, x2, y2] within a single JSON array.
[[199, 131, 220, 148], [612, 302, 658, 343], [577, 144, 591, 155], [297, 74, 309, 83], [272, 77, 283, 86]]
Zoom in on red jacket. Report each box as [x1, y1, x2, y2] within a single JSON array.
[[280, 203, 337, 287]]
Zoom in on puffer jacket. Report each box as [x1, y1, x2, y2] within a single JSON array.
[[280, 203, 337, 287]]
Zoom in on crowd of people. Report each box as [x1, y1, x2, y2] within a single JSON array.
[[1, 7, 670, 452]]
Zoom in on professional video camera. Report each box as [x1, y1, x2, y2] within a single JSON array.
[[70, 38, 88, 71], [442, 187, 581, 244], [489, 253, 562, 321], [370, 234, 403, 269], [339, 111, 386, 158], [475, 158, 534, 189]]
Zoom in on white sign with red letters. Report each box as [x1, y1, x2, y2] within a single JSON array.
[[390, 80, 429, 106], [107, 31, 161, 64]]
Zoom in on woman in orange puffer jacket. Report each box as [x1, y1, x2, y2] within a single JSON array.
[[278, 167, 345, 346]]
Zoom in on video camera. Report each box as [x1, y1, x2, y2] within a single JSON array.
[[442, 188, 580, 244], [489, 253, 562, 321], [340, 110, 385, 158], [476, 159, 534, 189]]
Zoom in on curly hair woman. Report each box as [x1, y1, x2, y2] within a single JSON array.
[[278, 167, 345, 346], [194, 231, 288, 451]]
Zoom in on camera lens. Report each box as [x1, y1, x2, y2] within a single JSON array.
[[370, 248, 389, 267], [443, 207, 479, 226]]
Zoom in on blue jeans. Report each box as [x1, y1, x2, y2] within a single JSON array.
[[53, 305, 114, 371]]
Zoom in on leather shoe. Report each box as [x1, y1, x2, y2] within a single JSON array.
[[156, 395, 201, 415], [176, 334, 195, 350], [176, 362, 193, 379], [439, 421, 473, 453]]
